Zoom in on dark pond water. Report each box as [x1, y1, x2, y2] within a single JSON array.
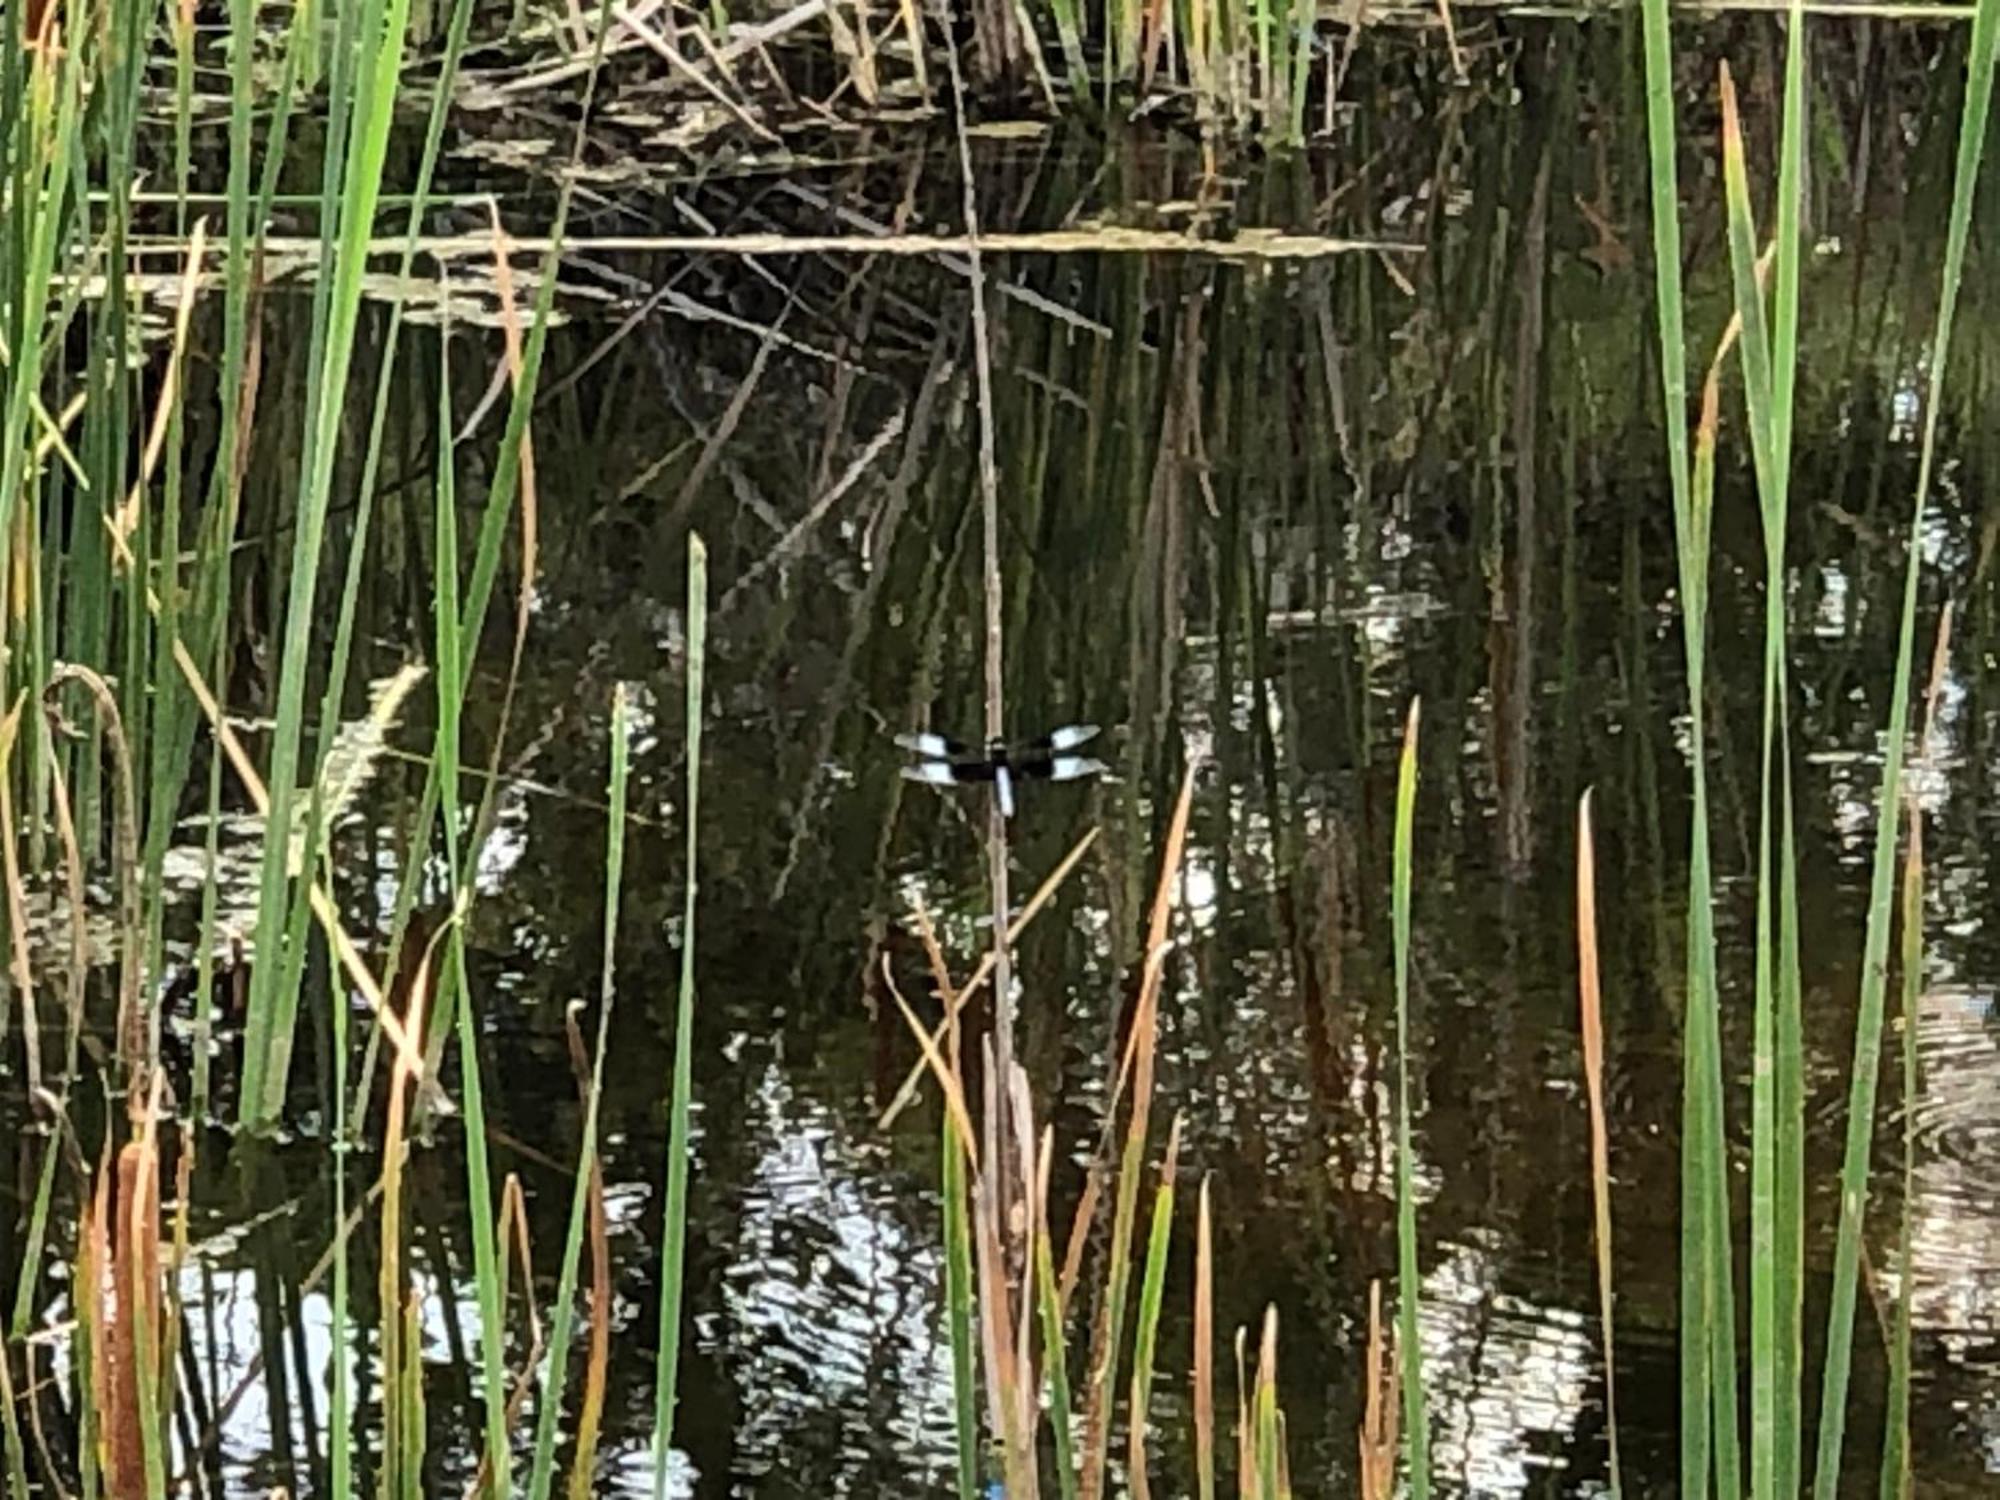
[[7, 17, 2000, 1497]]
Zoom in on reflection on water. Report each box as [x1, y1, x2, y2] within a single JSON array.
[[8, 19, 2000, 1495]]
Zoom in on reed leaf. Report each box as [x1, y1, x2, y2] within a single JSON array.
[[1392, 699, 1428, 1499], [1879, 795, 1922, 1500], [527, 683, 635, 1499], [1127, 1116, 1183, 1500], [652, 535, 708, 1499], [1035, 1128, 1078, 1500], [426, 329, 511, 1496], [946, 1105, 980, 1500], [1716, 46, 1807, 1498], [239, 0, 416, 1126], [1193, 1177, 1215, 1500], [1079, 764, 1197, 1500], [1813, 3, 1997, 1489], [1577, 791, 1621, 1494], [1637, 0, 1733, 1487]]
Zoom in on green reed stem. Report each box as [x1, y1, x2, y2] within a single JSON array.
[[240, 0, 416, 1127], [1128, 1127, 1181, 1490], [527, 684, 634, 1500], [1636, 1, 1736, 1491], [330, 846, 352, 1500], [430, 333, 511, 1496], [652, 536, 707, 1500], [1814, 4, 1997, 1490], [945, 1113, 979, 1500], [1716, 33, 1806, 1496], [1036, 1223, 1078, 1500], [415, 0, 617, 1091], [0, 1341, 29, 1500], [1879, 803, 1921, 1500]]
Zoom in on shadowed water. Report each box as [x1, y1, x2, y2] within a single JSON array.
[[5, 18, 2000, 1497]]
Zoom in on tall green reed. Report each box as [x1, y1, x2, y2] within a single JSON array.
[[945, 1098, 980, 1500], [1814, 5, 1995, 1489], [239, 0, 418, 1126], [1715, 31, 1807, 1496], [1635, 2, 1999, 1495], [1636, 0, 1733, 1485], [428, 325, 514, 1496], [653, 535, 708, 1500], [525, 681, 634, 1500]]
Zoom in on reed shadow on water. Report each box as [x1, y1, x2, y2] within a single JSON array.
[[6, 3, 2000, 1497]]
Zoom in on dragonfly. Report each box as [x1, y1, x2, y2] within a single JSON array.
[[897, 723, 1105, 818]]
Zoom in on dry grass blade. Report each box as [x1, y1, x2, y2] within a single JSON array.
[[1234, 1326, 1251, 1493], [1359, 1280, 1400, 1500], [108, 1145, 156, 1495], [472, 1172, 549, 1500], [1008, 1068, 1040, 1449], [1577, 791, 1622, 1490], [44, 668, 141, 1084], [94, 1088, 166, 1499], [1058, 1162, 1104, 1312], [115, 217, 209, 544], [1079, 762, 1199, 1500], [880, 826, 1100, 1128], [567, 1160, 612, 1499], [81, 1151, 112, 1487], [969, 1059, 1039, 1500], [379, 945, 431, 1496], [882, 955, 981, 1168], [152, 226, 1423, 266], [563, 1006, 614, 1500], [1922, 602, 1953, 734], [460, 204, 544, 906]]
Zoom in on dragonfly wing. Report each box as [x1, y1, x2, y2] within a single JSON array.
[[1015, 723, 1101, 756], [903, 759, 998, 786], [1042, 755, 1106, 783], [896, 730, 971, 759]]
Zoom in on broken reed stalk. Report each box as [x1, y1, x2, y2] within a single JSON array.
[[79, 1076, 170, 1500], [938, 0, 1021, 1295], [1358, 1280, 1399, 1500]]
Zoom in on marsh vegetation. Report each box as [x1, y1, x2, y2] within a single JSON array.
[[2, 0, 2000, 1495]]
